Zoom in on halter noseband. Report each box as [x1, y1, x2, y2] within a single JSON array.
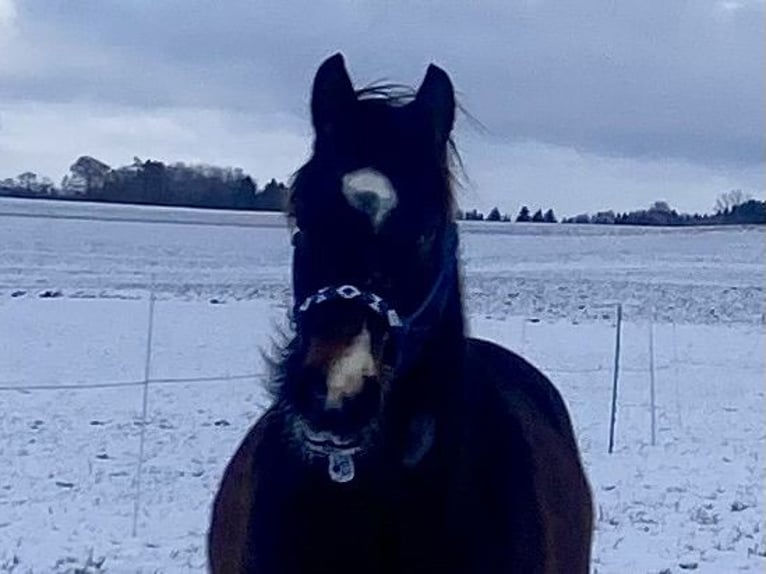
[[293, 223, 459, 376]]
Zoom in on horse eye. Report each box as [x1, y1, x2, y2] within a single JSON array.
[[291, 229, 304, 248], [417, 231, 436, 252], [366, 271, 390, 291]]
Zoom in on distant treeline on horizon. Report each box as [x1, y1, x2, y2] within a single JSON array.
[[461, 194, 765, 226], [1, 156, 763, 226], [1, 155, 288, 212]]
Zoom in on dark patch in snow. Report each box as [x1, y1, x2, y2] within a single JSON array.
[[38, 290, 63, 298], [730, 500, 749, 512]]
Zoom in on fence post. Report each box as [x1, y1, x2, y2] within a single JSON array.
[[672, 320, 683, 430], [608, 303, 622, 454], [649, 310, 656, 446], [519, 316, 528, 354], [132, 276, 157, 537]]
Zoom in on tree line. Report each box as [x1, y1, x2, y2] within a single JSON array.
[[1, 159, 763, 225], [458, 206, 558, 223], [458, 192, 764, 226], [0, 156, 288, 211], [561, 196, 765, 226]]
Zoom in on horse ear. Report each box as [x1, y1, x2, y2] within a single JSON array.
[[311, 53, 356, 140], [415, 64, 456, 147]]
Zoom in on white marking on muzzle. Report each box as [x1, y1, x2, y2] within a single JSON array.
[[325, 325, 376, 409], [342, 168, 398, 229]]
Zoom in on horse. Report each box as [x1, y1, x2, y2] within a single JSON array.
[[208, 53, 593, 574]]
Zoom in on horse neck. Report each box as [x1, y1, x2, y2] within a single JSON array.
[[387, 270, 465, 469]]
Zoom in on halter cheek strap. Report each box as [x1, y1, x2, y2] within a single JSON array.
[[293, 223, 458, 376]]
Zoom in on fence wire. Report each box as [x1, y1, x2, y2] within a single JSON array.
[[2, 296, 763, 537], [0, 373, 266, 392]]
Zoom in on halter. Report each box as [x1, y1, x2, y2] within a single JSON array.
[[293, 223, 459, 376]]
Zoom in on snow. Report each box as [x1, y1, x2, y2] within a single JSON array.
[[1, 198, 763, 573]]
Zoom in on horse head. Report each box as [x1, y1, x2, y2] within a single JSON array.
[[275, 53, 462, 480]]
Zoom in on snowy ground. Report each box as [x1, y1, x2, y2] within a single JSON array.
[[1, 198, 764, 573]]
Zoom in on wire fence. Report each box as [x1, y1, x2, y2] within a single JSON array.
[[1, 289, 763, 538], [0, 373, 266, 393]]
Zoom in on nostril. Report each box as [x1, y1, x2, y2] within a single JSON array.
[[340, 378, 381, 425], [292, 366, 327, 414]]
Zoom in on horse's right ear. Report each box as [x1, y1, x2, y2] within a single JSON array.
[[311, 53, 356, 141]]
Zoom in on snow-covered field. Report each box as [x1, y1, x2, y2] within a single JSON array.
[[1, 197, 764, 573]]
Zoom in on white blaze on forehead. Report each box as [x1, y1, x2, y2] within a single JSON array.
[[325, 325, 376, 409], [342, 168, 398, 229]]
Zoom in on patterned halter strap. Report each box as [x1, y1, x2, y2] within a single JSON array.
[[292, 223, 459, 376]]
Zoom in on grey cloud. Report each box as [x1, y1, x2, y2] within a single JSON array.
[[3, 0, 764, 169]]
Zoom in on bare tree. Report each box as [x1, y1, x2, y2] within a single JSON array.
[[70, 156, 111, 196], [39, 176, 54, 195], [715, 189, 751, 214], [17, 171, 37, 191]]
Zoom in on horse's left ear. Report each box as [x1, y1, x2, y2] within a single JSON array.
[[415, 64, 456, 147]]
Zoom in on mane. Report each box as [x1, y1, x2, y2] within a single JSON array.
[[286, 82, 464, 222], [262, 326, 298, 402], [355, 83, 416, 105]]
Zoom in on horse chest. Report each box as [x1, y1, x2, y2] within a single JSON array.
[[251, 471, 456, 574]]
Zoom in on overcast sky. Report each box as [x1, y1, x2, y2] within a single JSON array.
[[0, 1, 762, 216]]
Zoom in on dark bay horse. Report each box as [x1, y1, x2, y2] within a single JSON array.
[[208, 53, 593, 573]]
